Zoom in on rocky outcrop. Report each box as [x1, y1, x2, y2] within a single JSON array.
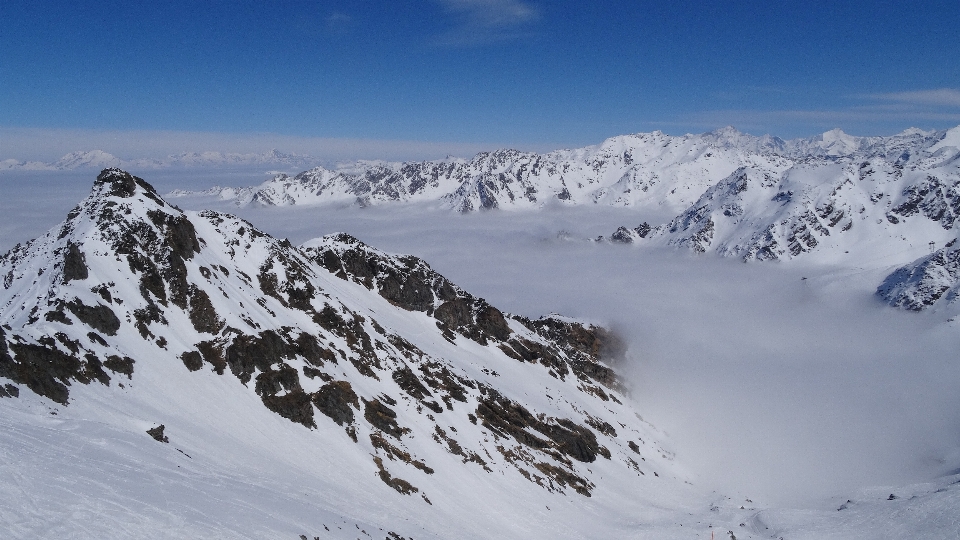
[[0, 169, 657, 502], [878, 239, 960, 311]]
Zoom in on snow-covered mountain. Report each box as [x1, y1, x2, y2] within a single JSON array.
[[0, 149, 319, 171], [610, 126, 960, 256], [596, 127, 960, 314], [877, 238, 960, 311], [173, 127, 797, 212], [4, 169, 960, 537], [177, 126, 960, 218], [158, 125, 960, 314], [0, 169, 709, 537]]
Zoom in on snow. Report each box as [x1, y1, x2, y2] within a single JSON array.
[[929, 126, 960, 154], [2, 125, 960, 538]]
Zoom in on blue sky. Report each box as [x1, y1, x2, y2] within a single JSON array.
[[2, 0, 959, 160]]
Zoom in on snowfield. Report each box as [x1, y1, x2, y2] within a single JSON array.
[[1, 125, 960, 539]]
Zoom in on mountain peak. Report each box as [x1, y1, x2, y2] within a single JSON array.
[[54, 149, 122, 170], [1, 169, 662, 521], [92, 168, 161, 199]]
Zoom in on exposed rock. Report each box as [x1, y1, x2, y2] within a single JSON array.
[[313, 380, 359, 426], [0, 383, 19, 398], [62, 242, 89, 282], [180, 351, 204, 372], [65, 299, 121, 336], [364, 398, 409, 439], [610, 226, 635, 244], [305, 235, 512, 345], [373, 456, 419, 495], [3, 342, 83, 404], [187, 285, 224, 334], [878, 242, 960, 310], [225, 330, 295, 385], [262, 389, 316, 428], [103, 355, 134, 378], [147, 424, 169, 443], [0, 169, 646, 505], [370, 432, 434, 474], [476, 389, 606, 464]]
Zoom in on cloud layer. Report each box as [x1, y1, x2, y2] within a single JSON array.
[[433, 0, 540, 46], [0, 127, 506, 163], [867, 88, 960, 108]]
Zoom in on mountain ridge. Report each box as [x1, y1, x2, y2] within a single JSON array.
[[0, 169, 698, 537], [166, 126, 956, 215]]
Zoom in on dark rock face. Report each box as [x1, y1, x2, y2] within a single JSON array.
[[65, 299, 121, 336], [0, 383, 19, 398], [313, 381, 359, 426], [62, 242, 89, 282], [225, 330, 295, 385], [393, 366, 443, 413], [476, 390, 606, 464], [187, 285, 224, 335], [610, 226, 634, 244], [180, 351, 204, 372], [2, 342, 83, 405], [507, 316, 624, 392], [262, 389, 316, 428], [890, 175, 960, 229], [878, 244, 960, 310], [147, 424, 169, 443], [373, 456, 419, 495], [475, 388, 603, 497], [310, 233, 456, 312], [147, 210, 201, 261], [392, 366, 432, 401], [252, 362, 316, 428], [95, 168, 139, 198], [306, 235, 513, 346], [364, 398, 409, 439], [0, 317, 121, 403], [103, 355, 135, 378]]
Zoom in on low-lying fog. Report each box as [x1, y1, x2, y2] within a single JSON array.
[[4, 170, 960, 508]]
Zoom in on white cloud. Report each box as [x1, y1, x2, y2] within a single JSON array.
[[865, 88, 960, 108], [325, 12, 352, 34], [668, 106, 960, 138], [652, 88, 960, 138], [0, 127, 504, 163], [433, 0, 540, 46]]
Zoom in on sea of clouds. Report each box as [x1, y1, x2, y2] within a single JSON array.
[[3, 168, 959, 508]]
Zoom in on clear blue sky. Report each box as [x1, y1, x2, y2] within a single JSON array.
[[1, 0, 959, 159]]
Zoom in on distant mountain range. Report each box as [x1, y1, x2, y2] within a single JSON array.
[[161, 125, 960, 313], [165, 126, 959, 215], [0, 149, 321, 171], [9, 125, 960, 314]]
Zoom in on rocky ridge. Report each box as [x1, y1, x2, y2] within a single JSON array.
[[0, 169, 670, 520], [171, 126, 960, 218], [170, 127, 799, 212], [601, 127, 960, 312]]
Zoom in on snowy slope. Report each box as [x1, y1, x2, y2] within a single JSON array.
[[3, 170, 960, 538], [603, 127, 960, 306], [877, 238, 960, 311], [0, 169, 722, 538]]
